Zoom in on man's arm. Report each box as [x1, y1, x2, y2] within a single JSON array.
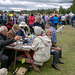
[[0, 38, 15, 47], [52, 38, 57, 47]]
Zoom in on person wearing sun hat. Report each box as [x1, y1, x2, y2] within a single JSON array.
[[7, 24, 21, 39], [17, 22, 29, 39]]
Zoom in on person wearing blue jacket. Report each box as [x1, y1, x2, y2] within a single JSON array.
[[54, 15, 59, 30], [50, 16, 55, 27], [72, 15, 75, 27]]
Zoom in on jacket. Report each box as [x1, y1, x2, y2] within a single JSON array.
[[72, 15, 75, 21], [7, 29, 16, 39], [17, 29, 26, 39], [31, 36, 51, 63], [7, 19, 13, 29], [0, 33, 15, 59], [33, 22, 45, 30], [29, 16, 35, 25], [50, 17, 54, 26], [54, 16, 59, 24]]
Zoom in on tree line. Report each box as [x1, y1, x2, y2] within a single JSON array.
[[0, 0, 75, 14]]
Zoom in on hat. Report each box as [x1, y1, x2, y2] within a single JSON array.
[[19, 22, 28, 27], [34, 26, 44, 35], [13, 24, 20, 29]]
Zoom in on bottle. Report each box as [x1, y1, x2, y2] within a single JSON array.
[[28, 39, 31, 46]]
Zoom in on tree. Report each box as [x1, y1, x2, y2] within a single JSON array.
[[71, 0, 75, 7], [66, 8, 71, 14], [59, 6, 66, 14], [0, 10, 3, 14]]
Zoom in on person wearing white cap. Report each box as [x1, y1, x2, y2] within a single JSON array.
[[31, 27, 51, 63], [17, 22, 28, 39]]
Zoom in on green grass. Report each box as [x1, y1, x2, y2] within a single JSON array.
[[8, 25, 75, 75]]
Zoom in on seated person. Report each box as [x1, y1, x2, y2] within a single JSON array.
[[46, 29, 64, 70], [31, 27, 51, 63], [7, 24, 20, 39], [0, 26, 22, 70], [46, 21, 57, 44], [18, 22, 28, 39]]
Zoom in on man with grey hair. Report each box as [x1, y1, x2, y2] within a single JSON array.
[[0, 26, 22, 69], [46, 21, 57, 44], [46, 29, 64, 70]]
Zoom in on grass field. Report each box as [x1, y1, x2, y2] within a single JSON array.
[[6, 25, 75, 75]]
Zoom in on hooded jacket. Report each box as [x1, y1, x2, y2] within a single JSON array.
[[31, 35, 51, 63]]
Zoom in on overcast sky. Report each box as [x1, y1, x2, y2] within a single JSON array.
[[0, 0, 73, 11]]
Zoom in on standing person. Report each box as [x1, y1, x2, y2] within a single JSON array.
[[33, 16, 45, 30], [29, 14, 35, 34], [66, 15, 70, 25], [18, 13, 25, 24], [3, 11, 7, 26], [1, 13, 3, 26], [46, 21, 57, 44], [0, 13, 3, 25], [61, 14, 66, 25], [44, 14, 49, 22], [12, 13, 17, 24], [72, 14, 75, 27], [49, 15, 55, 27], [6, 16, 13, 31], [0, 26, 22, 69], [54, 15, 59, 30], [59, 16, 62, 25]]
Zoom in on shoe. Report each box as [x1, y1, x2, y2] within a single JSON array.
[[52, 64, 60, 70], [58, 61, 64, 64]]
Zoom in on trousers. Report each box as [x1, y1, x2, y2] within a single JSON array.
[[0, 55, 8, 68], [4, 49, 15, 68], [51, 49, 62, 65]]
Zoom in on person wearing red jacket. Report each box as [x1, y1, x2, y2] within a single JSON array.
[[29, 14, 35, 34], [7, 16, 13, 31]]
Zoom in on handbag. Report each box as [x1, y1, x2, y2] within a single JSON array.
[[12, 67, 28, 75]]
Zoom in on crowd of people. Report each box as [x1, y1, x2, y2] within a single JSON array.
[[0, 11, 75, 73]]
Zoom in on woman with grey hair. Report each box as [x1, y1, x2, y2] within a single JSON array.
[[31, 27, 51, 63], [33, 16, 45, 30]]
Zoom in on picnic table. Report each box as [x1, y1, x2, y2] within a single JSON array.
[[5, 42, 40, 73]]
